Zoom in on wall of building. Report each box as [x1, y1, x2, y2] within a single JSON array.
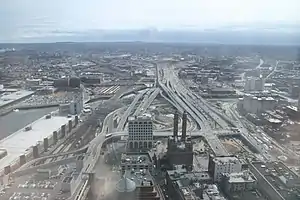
[[127, 116, 153, 150]]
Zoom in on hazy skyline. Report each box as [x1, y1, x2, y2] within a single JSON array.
[[1, 0, 300, 42]]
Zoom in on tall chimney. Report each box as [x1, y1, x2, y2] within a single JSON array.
[[173, 111, 179, 137], [182, 111, 187, 140]]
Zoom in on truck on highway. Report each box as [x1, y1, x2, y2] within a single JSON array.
[[98, 119, 102, 128]]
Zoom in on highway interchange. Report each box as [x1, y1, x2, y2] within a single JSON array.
[[71, 62, 269, 199], [65, 61, 285, 199], [11, 60, 298, 200]]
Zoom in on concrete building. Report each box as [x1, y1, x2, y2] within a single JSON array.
[[208, 155, 242, 182], [58, 99, 83, 116], [239, 94, 276, 114], [69, 101, 82, 115], [244, 77, 265, 92], [54, 77, 80, 88], [221, 170, 257, 195], [127, 115, 153, 150]]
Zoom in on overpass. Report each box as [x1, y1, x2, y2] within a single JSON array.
[[116, 89, 148, 131], [133, 87, 160, 116], [157, 64, 229, 156]]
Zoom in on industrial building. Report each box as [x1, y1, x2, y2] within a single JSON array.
[[166, 111, 193, 169], [127, 115, 153, 150]]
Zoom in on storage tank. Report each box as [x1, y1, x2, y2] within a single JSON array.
[[115, 176, 136, 200]]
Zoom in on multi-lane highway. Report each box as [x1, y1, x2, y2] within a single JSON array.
[[163, 62, 277, 160], [133, 88, 160, 116], [69, 60, 297, 200], [157, 63, 229, 156], [116, 89, 148, 131]]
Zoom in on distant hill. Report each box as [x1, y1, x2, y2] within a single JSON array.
[[1, 23, 300, 45]]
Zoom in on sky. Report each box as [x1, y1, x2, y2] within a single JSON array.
[[0, 0, 299, 41]]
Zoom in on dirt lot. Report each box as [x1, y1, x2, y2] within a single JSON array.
[[221, 139, 241, 154]]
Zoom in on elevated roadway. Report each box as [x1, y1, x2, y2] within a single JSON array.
[[116, 89, 148, 131], [173, 62, 273, 159], [157, 64, 229, 156], [134, 87, 160, 116]]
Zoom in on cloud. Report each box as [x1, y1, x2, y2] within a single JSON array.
[[0, 0, 299, 41]]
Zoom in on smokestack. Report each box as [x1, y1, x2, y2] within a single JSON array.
[[173, 111, 179, 137], [182, 111, 187, 140]]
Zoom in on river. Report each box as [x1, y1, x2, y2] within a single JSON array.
[[0, 107, 58, 141]]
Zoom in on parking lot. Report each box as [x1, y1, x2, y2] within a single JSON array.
[[0, 164, 75, 200]]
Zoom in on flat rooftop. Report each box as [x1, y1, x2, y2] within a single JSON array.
[[0, 114, 74, 170], [124, 169, 153, 187], [121, 152, 152, 166], [213, 156, 240, 165], [180, 184, 226, 200], [128, 114, 152, 122], [225, 171, 256, 183], [0, 90, 34, 107]]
